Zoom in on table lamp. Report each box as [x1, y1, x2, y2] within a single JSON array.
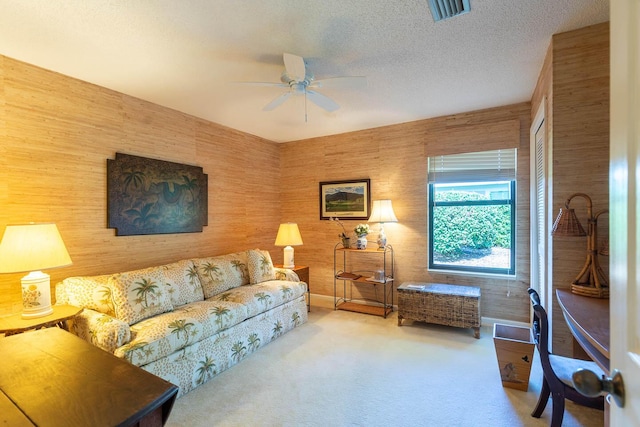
[[0, 223, 72, 318], [551, 193, 608, 298], [274, 223, 303, 268], [369, 200, 398, 249]]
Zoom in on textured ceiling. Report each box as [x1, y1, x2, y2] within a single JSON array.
[[0, 1, 609, 142]]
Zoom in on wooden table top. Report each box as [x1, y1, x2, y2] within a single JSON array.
[[0, 304, 83, 334], [556, 288, 610, 373], [0, 328, 178, 426]]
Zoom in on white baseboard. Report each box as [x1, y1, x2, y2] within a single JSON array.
[[309, 293, 530, 328]]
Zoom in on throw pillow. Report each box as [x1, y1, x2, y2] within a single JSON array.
[[246, 249, 276, 284], [108, 267, 174, 325], [56, 275, 116, 317], [162, 259, 204, 307], [192, 253, 248, 298]]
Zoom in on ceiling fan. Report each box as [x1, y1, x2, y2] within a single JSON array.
[[242, 53, 366, 121]]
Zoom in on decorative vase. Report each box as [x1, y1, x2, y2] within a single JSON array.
[[341, 237, 351, 249], [356, 234, 368, 250]]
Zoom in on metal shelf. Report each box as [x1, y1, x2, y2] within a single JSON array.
[[333, 242, 394, 318]]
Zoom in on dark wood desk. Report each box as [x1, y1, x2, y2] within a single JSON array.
[[0, 328, 178, 426], [556, 289, 610, 373]]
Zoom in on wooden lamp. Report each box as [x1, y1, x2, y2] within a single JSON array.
[[551, 193, 609, 298]]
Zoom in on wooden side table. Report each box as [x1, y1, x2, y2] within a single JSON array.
[[275, 264, 310, 312], [0, 328, 178, 426], [0, 304, 83, 336]]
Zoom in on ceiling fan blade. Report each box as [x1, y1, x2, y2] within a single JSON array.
[[306, 90, 340, 112], [283, 53, 306, 81], [263, 91, 292, 111], [310, 76, 367, 90], [233, 81, 289, 87]]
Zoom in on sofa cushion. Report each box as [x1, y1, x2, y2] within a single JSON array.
[[108, 267, 174, 325], [114, 299, 248, 366], [162, 259, 204, 307], [55, 275, 116, 317], [192, 252, 249, 298], [210, 280, 307, 319], [246, 249, 276, 284]]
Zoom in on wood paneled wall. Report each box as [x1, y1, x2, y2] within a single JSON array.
[[0, 55, 281, 315], [281, 102, 532, 322], [1, 22, 607, 327], [531, 22, 610, 356]]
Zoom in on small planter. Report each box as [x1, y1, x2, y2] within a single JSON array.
[[341, 237, 351, 248], [493, 323, 535, 391]]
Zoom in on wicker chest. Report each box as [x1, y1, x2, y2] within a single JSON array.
[[397, 282, 481, 338]]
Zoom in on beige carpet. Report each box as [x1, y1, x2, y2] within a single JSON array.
[[167, 307, 604, 427]]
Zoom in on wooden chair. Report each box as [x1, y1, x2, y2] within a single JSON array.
[[527, 288, 604, 427]]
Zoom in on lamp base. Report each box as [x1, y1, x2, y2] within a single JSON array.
[[282, 246, 295, 269], [377, 224, 387, 249], [571, 283, 609, 299], [21, 271, 54, 319]]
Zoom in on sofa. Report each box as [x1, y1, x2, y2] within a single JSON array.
[[55, 249, 308, 397]]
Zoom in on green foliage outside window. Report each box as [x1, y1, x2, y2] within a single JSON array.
[[432, 191, 511, 260]]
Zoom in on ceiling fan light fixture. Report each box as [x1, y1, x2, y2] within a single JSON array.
[[428, 0, 470, 22]]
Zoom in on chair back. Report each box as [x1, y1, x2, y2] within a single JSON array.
[[528, 288, 552, 368]]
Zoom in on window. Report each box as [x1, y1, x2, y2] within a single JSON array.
[[428, 149, 516, 275]]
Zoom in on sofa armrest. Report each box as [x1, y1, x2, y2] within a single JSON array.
[[69, 308, 131, 353], [274, 268, 300, 282]]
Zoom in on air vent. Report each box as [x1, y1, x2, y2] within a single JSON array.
[[428, 0, 470, 22]]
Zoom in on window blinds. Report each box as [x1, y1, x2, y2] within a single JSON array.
[[427, 148, 517, 183]]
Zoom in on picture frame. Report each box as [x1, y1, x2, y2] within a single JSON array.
[[107, 153, 208, 236], [319, 179, 371, 220]]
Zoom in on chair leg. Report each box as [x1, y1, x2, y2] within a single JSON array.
[[532, 378, 550, 418], [550, 391, 565, 427]]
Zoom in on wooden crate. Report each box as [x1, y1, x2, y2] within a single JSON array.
[[397, 283, 481, 338], [493, 323, 535, 391]]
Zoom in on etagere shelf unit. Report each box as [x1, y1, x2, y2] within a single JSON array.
[[333, 243, 394, 318]]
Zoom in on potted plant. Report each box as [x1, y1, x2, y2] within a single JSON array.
[[331, 217, 351, 248], [354, 223, 370, 249]]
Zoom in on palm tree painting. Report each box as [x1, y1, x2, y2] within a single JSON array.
[[231, 341, 247, 362], [98, 286, 114, 312], [133, 278, 161, 308], [255, 292, 272, 310], [108, 153, 208, 236], [186, 265, 200, 291], [279, 285, 293, 301], [196, 356, 217, 385], [272, 320, 283, 339], [231, 260, 248, 282], [202, 262, 222, 284], [168, 319, 196, 347], [259, 254, 272, 275], [247, 333, 261, 352], [291, 312, 301, 327], [124, 341, 151, 365], [210, 305, 231, 330]]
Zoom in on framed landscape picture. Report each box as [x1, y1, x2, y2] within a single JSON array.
[[319, 179, 371, 220]]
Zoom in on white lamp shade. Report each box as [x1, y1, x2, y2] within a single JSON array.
[[0, 223, 72, 319], [0, 223, 72, 273], [274, 223, 303, 246], [275, 223, 303, 269], [369, 200, 398, 223]]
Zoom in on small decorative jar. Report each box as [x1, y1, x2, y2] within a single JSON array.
[[341, 237, 351, 249], [356, 234, 368, 250]]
